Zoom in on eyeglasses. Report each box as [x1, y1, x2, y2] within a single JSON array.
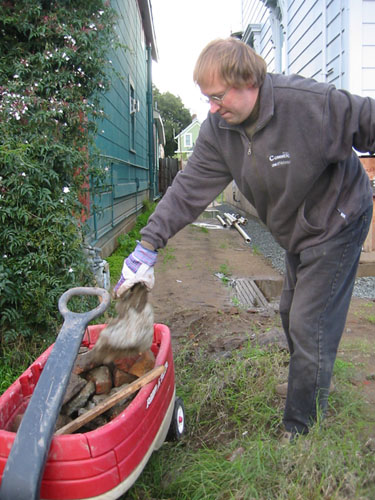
[[201, 87, 231, 105]]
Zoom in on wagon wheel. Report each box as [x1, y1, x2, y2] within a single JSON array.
[[167, 397, 185, 441]]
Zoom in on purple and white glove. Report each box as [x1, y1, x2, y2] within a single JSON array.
[[114, 242, 158, 298]]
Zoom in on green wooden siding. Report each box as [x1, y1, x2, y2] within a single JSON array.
[[88, 0, 156, 245], [175, 119, 201, 157]]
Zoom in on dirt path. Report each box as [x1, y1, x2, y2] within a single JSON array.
[[149, 213, 375, 422]]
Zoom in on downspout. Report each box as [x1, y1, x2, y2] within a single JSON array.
[[146, 44, 155, 200]]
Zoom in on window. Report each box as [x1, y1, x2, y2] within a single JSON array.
[[129, 82, 136, 151], [243, 24, 262, 54], [184, 133, 192, 148]]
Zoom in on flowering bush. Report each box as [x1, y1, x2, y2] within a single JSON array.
[[0, 0, 117, 348]]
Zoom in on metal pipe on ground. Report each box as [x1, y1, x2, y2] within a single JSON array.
[[216, 214, 227, 227], [223, 213, 252, 244], [233, 222, 251, 243]]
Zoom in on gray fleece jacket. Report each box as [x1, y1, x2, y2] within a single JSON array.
[[141, 73, 374, 253]]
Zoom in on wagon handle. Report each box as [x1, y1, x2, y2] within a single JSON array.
[[58, 286, 110, 321], [0, 287, 111, 500]]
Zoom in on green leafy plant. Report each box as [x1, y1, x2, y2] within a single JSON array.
[[0, 0, 118, 354], [231, 296, 240, 307], [217, 263, 231, 283]]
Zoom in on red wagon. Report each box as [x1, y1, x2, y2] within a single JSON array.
[[0, 288, 185, 500]]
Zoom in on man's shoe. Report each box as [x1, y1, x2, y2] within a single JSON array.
[[275, 381, 336, 399], [279, 431, 295, 445], [275, 382, 288, 399]]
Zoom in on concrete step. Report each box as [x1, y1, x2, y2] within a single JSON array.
[[358, 251, 375, 277]]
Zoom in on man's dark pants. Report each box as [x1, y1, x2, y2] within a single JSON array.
[[279, 205, 373, 434]]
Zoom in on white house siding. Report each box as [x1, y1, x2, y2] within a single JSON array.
[[242, 0, 277, 71], [241, 0, 375, 97], [360, 0, 375, 98]]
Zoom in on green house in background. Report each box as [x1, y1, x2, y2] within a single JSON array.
[[174, 116, 201, 161], [88, 0, 164, 258]]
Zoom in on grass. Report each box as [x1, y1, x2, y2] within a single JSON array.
[[106, 200, 157, 286], [252, 244, 261, 256], [158, 246, 176, 267], [340, 338, 375, 356], [122, 340, 375, 499], [231, 296, 241, 307], [216, 262, 232, 284], [190, 224, 209, 234], [0, 348, 36, 394], [333, 358, 356, 380], [353, 300, 375, 325]]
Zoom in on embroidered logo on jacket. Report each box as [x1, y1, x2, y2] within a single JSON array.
[[269, 152, 291, 168]]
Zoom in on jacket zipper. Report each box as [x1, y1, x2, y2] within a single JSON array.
[[247, 140, 252, 156]]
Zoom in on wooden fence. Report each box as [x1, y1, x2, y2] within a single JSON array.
[[158, 157, 181, 195]]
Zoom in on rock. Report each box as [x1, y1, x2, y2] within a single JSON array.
[[62, 372, 87, 405], [108, 385, 131, 407], [54, 414, 72, 431], [113, 368, 138, 387], [208, 334, 249, 352], [226, 446, 245, 462], [86, 365, 112, 395], [128, 349, 155, 377], [92, 394, 109, 405], [365, 437, 375, 452], [349, 373, 365, 386], [256, 327, 288, 350], [63, 380, 96, 416], [73, 349, 100, 375], [56, 350, 149, 432], [113, 354, 141, 373]]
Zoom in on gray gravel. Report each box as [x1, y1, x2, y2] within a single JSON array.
[[216, 204, 375, 299]]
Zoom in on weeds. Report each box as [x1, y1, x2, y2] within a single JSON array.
[[0, 346, 37, 394], [190, 224, 209, 234], [124, 339, 375, 499], [231, 296, 240, 307], [252, 244, 261, 255], [219, 263, 230, 275], [340, 338, 375, 356], [159, 246, 176, 266], [333, 358, 356, 380], [353, 301, 375, 325], [217, 263, 232, 284]]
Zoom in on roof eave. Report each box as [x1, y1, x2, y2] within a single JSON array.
[[137, 0, 159, 62]]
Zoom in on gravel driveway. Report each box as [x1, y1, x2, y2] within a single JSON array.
[[215, 203, 375, 299]]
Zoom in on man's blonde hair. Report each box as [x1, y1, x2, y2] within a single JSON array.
[[193, 38, 267, 89]]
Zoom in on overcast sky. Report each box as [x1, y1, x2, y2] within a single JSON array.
[[151, 0, 242, 122]]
